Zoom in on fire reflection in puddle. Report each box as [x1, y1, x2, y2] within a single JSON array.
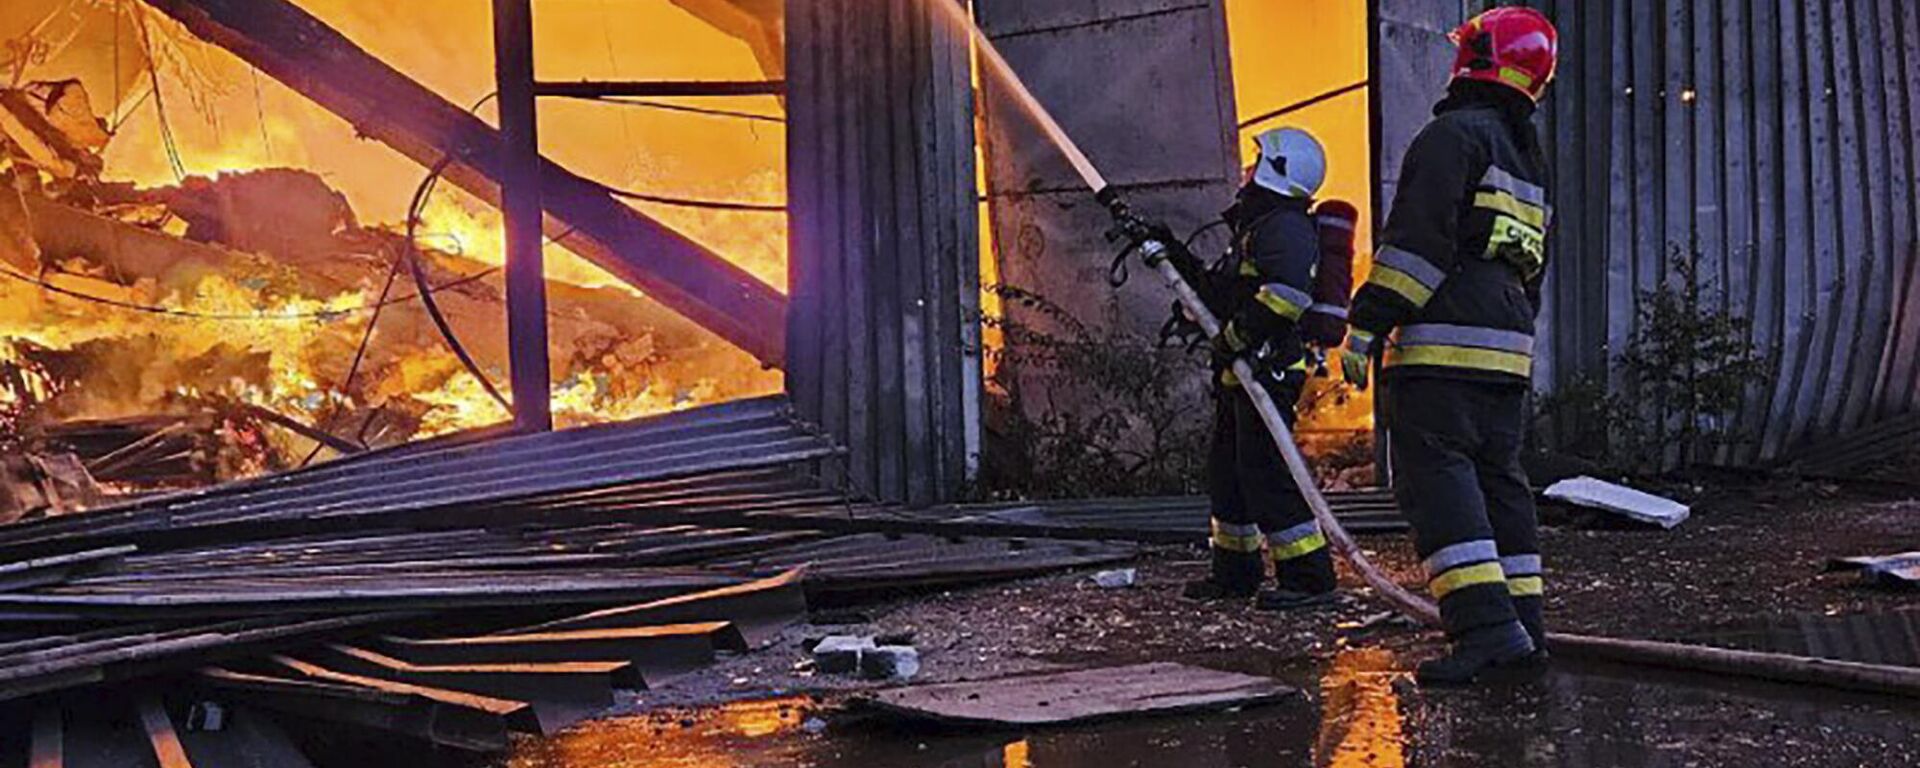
[[1313, 648, 1409, 768], [503, 651, 1416, 768], [504, 696, 813, 768]]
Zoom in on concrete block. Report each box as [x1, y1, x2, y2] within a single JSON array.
[[860, 645, 922, 680], [812, 635, 875, 674]]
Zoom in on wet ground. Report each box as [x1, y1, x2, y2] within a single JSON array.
[[472, 479, 1920, 767]]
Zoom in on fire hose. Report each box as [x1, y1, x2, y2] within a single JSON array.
[[921, 0, 1920, 697], [1094, 182, 1920, 699], [1096, 189, 1442, 628]]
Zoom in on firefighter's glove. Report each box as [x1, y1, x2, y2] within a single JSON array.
[[1340, 330, 1378, 391], [1211, 321, 1253, 359]]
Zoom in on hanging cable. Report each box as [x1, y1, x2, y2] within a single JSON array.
[[129, 8, 185, 181], [594, 96, 785, 125], [404, 156, 512, 412], [598, 184, 786, 212]]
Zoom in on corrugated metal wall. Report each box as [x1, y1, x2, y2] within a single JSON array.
[[1530, 0, 1920, 462], [785, 0, 981, 506]]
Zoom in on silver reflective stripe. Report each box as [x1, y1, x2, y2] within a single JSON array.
[[1395, 324, 1535, 355], [1316, 215, 1356, 231], [1260, 282, 1313, 309], [1307, 302, 1349, 320], [1212, 519, 1260, 538], [1267, 520, 1321, 545], [1501, 554, 1542, 577], [1375, 245, 1447, 289], [1424, 539, 1500, 576], [1480, 166, 1547, 207]]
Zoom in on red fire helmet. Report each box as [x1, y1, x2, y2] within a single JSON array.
[[1449, 7, 1559, 102]]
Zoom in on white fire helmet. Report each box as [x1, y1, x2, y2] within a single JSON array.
[[1252, 127, 1327, 199]]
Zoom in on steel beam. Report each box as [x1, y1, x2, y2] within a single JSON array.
[[492, 0, 552, 432], [139, 0, 788, 365]]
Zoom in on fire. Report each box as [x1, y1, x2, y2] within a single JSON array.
[[1, 0, 789, 481]]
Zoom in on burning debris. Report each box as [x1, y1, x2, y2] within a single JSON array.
[[0, 76, 781, 500]]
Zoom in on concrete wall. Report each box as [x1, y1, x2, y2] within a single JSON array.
[[974, 0, 1240, 438]]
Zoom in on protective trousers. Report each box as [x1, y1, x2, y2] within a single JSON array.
[[1206, 376, 1337, 595], [1384, 376, 1544, 650]]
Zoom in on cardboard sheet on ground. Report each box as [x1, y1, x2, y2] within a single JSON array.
[[865, 662, 1295, 727], [1543, 476, 1691, 529]]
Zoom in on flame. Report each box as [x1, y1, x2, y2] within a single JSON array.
[[2, 0, 789, 475]]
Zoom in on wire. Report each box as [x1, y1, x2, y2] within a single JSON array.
[[131, 10, 185, 181], [1237, 80, 1369, 131], [403, 156, 512, 412], [600, 184, 786, 213], [595, 97, 785, 125]]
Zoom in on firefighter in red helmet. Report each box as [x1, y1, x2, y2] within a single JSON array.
[[1339, 6, 1559, 685]]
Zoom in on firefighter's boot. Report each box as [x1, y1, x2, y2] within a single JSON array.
[[1415, 620, 1538, 687]]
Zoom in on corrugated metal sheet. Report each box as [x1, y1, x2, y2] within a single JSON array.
[[785, 0, 982, 507], [1529, 0, 1920, 462]]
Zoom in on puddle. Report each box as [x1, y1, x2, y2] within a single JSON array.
[[1696, 608, 1920, 667], [1314, 648, 1409, 768], [498, 652, 1416, 768], [500, 696, 818, 768], [490, 645, 1920, 768]]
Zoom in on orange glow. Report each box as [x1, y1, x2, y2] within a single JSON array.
[[2, 0, 787, 467], [1314, 648, 1409, 768], [504, 696, 811, 768], [1227, 0, 1375, 433]]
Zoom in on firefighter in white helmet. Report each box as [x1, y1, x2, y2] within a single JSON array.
[[1183, 126, 1356, 611]]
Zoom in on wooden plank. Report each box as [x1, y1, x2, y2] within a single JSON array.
[[196, 667, 509, 752], [316, 644, 629, 702], [379, 623, 725, 676], [137, 697, 193, 768], [867, 662, 1294, 727], [266, 655, 538, 731], [499, 568, 806, 648], [29, 704, 62, 768]]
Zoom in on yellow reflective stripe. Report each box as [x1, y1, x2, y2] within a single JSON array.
[[1385, 344, 1532, 377], [1498, 66, 1536, 91], [1238, 260, 1260, 277], [1212, 531, 1264, 553], [1269, 532, 1328, 561], [1474, 190, 1548, 229], [1508, 576, 1545, 597], [1254, 290, 1307, 321], [1366, 265, 1436, 307], [1430, 561, 1507, 599], [1220, 368, 1240, 387]]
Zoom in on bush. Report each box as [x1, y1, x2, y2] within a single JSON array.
[[978, 285, 1209, 498], [1535, 244, 1769, 473]]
